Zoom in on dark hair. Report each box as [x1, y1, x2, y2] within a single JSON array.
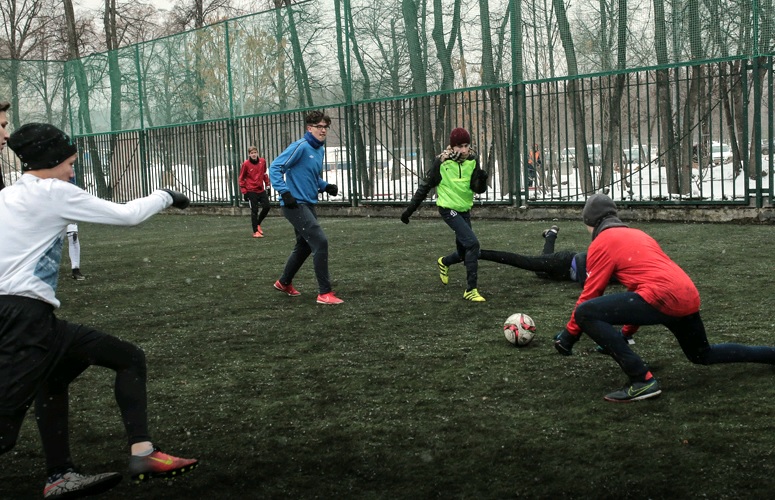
[[305, 110, 331, 126], [0, 101, 9, 112]]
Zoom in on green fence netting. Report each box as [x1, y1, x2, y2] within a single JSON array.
[[3, 0, 774, 135]]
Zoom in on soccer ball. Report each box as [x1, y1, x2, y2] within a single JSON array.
[[503, 313, 536, 346]]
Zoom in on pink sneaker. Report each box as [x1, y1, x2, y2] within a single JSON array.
[[128, 447, 198, 482], [316, 292, 343, 305], [274, 280, 301, 296], [257, 225, 264, 235], [252, 231, 263, 238]]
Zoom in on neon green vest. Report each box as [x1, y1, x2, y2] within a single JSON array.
[[436, 157, 477, 212]]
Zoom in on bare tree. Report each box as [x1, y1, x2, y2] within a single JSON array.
[[0, 0, 48, 128], [430, 0, 461, 142], [63, 0, 112, 198], [169, 0, 233, 31], [104, 0, 121, 131], [354, 0, 411, 180], [653, 0, 678, 196], [554, 0, 594, 194], [478, 0, 509, 196], [402, 0, 434, 169]]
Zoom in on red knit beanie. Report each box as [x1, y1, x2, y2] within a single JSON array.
[[449, 128, 471, 148]]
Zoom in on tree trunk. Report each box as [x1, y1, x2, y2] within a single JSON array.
[[402, 0, 434, 171], [653, 0, 678, 196], [63, 0, 111, 199], [553, 0, 592, 195]]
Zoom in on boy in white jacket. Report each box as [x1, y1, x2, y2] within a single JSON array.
[[0, 123, 198, 498]]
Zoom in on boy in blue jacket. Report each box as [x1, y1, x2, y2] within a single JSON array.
[[269, 110, 342, 305]]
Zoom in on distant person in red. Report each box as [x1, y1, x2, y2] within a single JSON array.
[[239, 145, 271, 238], [554, 193, 775, 402]]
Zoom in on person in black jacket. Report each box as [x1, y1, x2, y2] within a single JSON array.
[[400, 128, 489, 301], [479, 226, 587, 284]]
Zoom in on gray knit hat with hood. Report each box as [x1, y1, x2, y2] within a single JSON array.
[[582, 193, 628, 239]]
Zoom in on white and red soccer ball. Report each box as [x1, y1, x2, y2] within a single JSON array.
[[503, 313, 536, 346]]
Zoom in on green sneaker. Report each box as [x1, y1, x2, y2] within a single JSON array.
[[604, 378, 661, 403], [463, 288, 486, 302], [437, 257, 449, 285]]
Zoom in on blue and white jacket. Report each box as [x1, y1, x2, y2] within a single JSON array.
[[269, 132, 330, 206]]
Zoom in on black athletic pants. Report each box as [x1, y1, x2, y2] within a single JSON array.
[[245, 191, 271, 232], [0, 296, 150, 473], [478, 232, 576, 281]]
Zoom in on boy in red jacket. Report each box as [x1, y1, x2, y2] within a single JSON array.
[[239, 146, 271, 237], [554, 194, 775, 402]]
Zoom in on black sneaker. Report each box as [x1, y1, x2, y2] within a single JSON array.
[[72, 269, 85, 280], [542, 225, 560, 238], [44, 468, 122, 499], [604, 378, 662, 402]]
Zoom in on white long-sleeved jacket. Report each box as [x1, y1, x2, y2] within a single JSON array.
[[0, 174, 173, 307]]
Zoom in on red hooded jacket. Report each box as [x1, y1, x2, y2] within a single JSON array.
[[565, 226, 701, 336], [239, 157, 270, 194]]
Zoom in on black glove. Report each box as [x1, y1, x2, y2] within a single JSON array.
[[281, 191, 298, 209], [264, 187, 271, 197], [243, 193, 249, 201], [324, 184, 338, 196], [400, 209, 412, 224], [162, 189, 190, 209], [470, 168, 489, 194], [554, 329, 578, 356]]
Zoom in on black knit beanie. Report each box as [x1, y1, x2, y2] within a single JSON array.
[[8, 123, 78, 171]]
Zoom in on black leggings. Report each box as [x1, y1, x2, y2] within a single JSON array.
[[246, 191, 271, 231], [575, 292, 775, 381], [479, 233, 576, 281], [0, 299, 150, 472]]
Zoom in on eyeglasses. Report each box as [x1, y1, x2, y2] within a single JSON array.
[[310, 124, 330, 130]]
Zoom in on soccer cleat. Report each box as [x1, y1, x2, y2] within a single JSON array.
[[252, 231, 263, 238], [553, 330, 578, 355], [437, 257, 449, 285], [44, 468, 122, 499], [542, 225, 560, 238], [274, 280, 301, 296], [463, 288, 486, 302], [316, 291, 344, 305], [128, 448, 198, 483], [256, 225, 264, 236], [604, 378, 662, 403], [71, 269, 85, 280]]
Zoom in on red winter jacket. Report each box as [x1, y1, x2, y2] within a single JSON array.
[[565, 226, 701, 336], [239, 158, 270, 194]]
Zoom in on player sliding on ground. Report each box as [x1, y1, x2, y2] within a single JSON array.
[[0, 123, 198, 499], [553, 194, 775, 402]]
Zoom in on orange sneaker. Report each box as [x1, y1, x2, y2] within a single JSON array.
[[257, 225, 264, 235], [252, 231, 263, 238], [274, 280, 301, 296], [128, 447, 198, 482], [316, 291, 344, 305]]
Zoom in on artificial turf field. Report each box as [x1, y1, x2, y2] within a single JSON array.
[[3, 214, 775, 499]]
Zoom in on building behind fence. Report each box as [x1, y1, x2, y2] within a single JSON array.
[[1, 0, 773, 208]]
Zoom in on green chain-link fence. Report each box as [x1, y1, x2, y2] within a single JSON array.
[[1, 0, 774, 207]]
